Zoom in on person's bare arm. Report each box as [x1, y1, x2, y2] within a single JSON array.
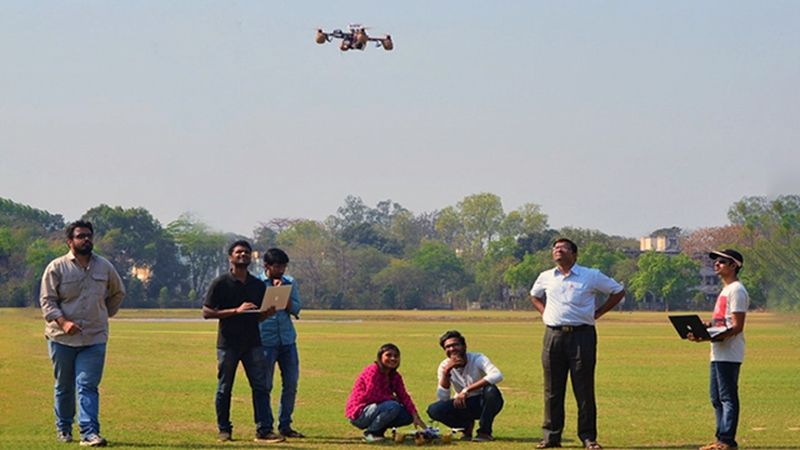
[[202, 302, 258, 319], [711, 312, 746, 342], [595, 290, 625, 320], [531, 296, 545, 315]]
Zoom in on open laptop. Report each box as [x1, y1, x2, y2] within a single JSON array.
[[241, 285, 292, 313], [669, 315, 726, 340]]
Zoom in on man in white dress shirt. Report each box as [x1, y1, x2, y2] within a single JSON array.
[[426, 330, 504, 442], [530, 238, 625, 450]]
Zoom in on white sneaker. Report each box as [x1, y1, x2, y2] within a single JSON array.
[[363, 433, 385, 443], [79, 433, 108, 447]]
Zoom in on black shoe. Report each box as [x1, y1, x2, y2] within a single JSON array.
[[254, 431, 285, 443], [280, 428, 305, 438]]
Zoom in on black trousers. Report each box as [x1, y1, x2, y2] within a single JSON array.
[[541, 325, 597, 444]]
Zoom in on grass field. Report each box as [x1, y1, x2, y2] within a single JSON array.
[[0, 308, 798, 449]]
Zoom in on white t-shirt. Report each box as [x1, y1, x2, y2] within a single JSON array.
[[710, 280, 749, 363], [436, 352, 503, 401]]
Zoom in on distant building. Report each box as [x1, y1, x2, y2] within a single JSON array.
[[697, 260, 721, 303], [639, 227, 681, 254]]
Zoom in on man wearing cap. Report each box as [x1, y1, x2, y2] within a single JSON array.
[[529, 238, 625, 450], [691, 249, 749, 450]]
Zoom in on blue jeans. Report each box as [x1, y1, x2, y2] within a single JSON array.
[[216, 346, 270, 435], [426, 384, 504, 436], [350, 400, 414, 436], [48, 341, 107, 438], [710, 362, 741, 447], [263, 344, 299, 433]]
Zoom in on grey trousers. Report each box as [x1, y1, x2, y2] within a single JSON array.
[[541, 325, 597, 445]]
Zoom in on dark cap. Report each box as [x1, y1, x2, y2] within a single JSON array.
[[709, 249, 743, 267]]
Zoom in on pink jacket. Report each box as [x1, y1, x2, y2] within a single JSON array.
[[345, 362, 418, 419]]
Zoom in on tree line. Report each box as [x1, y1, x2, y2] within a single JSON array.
[[1, 194, 798, 311]]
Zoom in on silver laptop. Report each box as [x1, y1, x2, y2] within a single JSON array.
[[242, 285, 292, 313]]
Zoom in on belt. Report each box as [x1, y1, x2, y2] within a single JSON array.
[[547, 324, 593, 332]]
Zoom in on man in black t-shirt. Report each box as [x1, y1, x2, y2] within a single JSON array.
[[202, 240, 282, 443]]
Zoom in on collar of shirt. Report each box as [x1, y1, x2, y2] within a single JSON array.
[[554, 263, 583, 278], [225, 271, 258, 285], [259, 274, 293, 285], [67, 251, 96, 267]]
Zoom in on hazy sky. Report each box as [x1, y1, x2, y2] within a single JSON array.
[[2, 2, 798, 238]]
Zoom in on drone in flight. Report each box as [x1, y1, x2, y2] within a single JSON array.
[[316, 24, 393, 52]]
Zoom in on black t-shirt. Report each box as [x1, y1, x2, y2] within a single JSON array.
[[203, 271, 266, 349]]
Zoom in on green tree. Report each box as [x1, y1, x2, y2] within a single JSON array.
[[24, 238, 65, 305], [458, 193, 505, 258], [0, 197, 65, 232], [410, 241, 467, 306], [500, 203, 549, 238], [83, 205, 186, 307], [167, 213, 226, 302], [629, 252, 699, 311], [277, 220, 336, 307], [252, 223, 278, 252], [327, 196, 407, 255], [0, 199, 67, 306], [372, 259, 426, 309], [579, 242, 626, 275], [726, 195, 800, 310], [504, 250, 551, 290], [473, 236, 518, 306]]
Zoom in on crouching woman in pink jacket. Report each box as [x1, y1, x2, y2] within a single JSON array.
[[345, 343, 426, 442]]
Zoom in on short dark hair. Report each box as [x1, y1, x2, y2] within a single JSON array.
[[553, 238, 578, 254], [263, 248, 289, 265], [66, 220, 93, 239], [227, 240, 252, 255], [439, 330, 466, 349]]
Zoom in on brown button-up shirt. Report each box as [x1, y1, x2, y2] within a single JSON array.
[[40, 251, 126, 346]]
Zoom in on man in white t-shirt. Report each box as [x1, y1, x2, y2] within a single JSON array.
[[426, 330, 504, 442], [689, 249, 749, 450]]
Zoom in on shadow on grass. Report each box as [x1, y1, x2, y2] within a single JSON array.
[[110, 440, 324, 449], [602, 446, 795, 450]]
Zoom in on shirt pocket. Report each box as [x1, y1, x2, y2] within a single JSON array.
[[565, 281, 594, 306], [565, 281, 589, 295], [58, 274, 84, 301], [90, 271, 109, 298]]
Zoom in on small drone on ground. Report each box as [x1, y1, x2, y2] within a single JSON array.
[[316, 24, 393, 51], [392, 426, 460, 446]]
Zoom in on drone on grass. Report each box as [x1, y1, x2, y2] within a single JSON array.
[[316, 24, 393, 52]]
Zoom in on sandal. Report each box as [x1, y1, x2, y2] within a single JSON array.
[[585, 441, 603, 450], [536, 441, 562, 449]]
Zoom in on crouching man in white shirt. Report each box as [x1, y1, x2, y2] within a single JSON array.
[[426, 330, 504, 442]]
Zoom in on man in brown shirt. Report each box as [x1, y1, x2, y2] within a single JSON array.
[[40, 220, 125, 447]]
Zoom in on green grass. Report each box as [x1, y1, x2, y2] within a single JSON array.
[[1, 308, 798, 449]]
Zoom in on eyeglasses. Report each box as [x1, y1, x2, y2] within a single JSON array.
[[72, 233, 93, 240], [714, 258, 733, 266]]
